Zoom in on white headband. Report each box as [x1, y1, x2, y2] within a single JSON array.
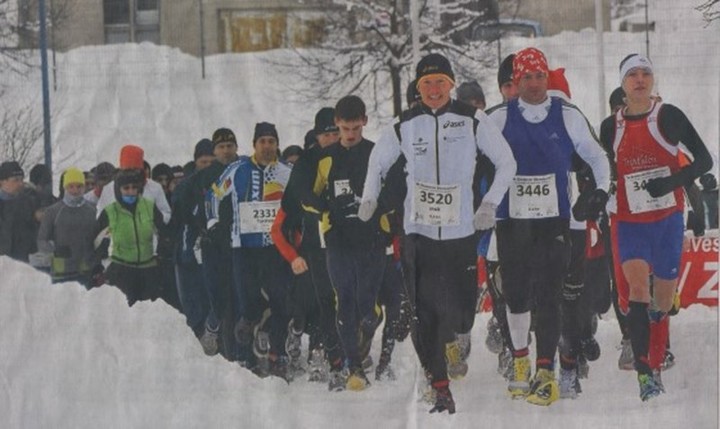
[[620, 55, 653, 84]]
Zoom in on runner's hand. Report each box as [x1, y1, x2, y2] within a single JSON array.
[[358, 199, 377, 222], [473, 201, 497, 231]]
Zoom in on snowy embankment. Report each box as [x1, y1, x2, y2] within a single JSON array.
[[0, 256, 716, 428]]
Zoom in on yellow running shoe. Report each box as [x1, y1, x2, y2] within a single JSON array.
[[346, 369, 370, 391], [446, 340, 468, 380], [526, 368, 560, 406], [508, 356, 531, 398]]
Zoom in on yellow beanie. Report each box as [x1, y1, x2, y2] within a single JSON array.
[[63, 167, 85, 188]]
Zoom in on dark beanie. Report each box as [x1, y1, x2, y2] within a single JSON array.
[[314, 108, 339, 134], [193, 138, 213, 160], [151, 163, 173, 181], [29, 164, 52, 186], [303, 129, 317, 149], [281, 145, 303, 161], [115, 169, 144, 188], [0, 161, 24, 181], [94, 162, 117, 182], [609, 87, 626, 111], [498, 54, 515, 87], [212, 128, 237, 148], [253, 122, 279, 143], [416, 53, 455, 84], [456, 81, 485, 105], [406, 79, 421, 107]]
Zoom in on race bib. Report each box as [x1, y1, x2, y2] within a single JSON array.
[[412, 182, 461, 227], [509, 174, 559, 219], [624, 167, 676, 213], [334, 179, 353, 197], [238, 200, 280, 234]]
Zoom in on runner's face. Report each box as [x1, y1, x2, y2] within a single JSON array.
[[336, 118, 366, 148], [500, 81, 519, 102], [0, 176, 23, 195], [316, 131, 339, 148], [622, 67, 653, 104], [517, 71, 548, 105], [253, 136, 279, 165], [214, 141, 237, 165], [195, 155, 215, 171], [64, 182, 85, 197], [418, 77, 452, 110]]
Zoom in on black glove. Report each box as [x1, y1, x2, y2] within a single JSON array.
[[645, 176, 677, 198], [89, 264, 106, 288], [687, 211, 705, 237], [156, 235, 174, 261], [573, 189, 608, 222], [700, 173, 717, 191]]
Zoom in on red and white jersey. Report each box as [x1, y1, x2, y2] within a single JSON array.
[[613, 101, 684, 222]]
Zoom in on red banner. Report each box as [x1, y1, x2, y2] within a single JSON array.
[[678, 231, 719, 308]]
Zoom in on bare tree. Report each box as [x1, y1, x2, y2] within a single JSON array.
[[696, 0, 720, 23], [274, 0, 499, 118], [0, 102, 44, 170]]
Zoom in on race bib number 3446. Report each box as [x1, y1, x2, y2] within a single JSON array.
[[509, 174, 559, 219], [412, 182, 461, 227], [238, 200, 280, 233]]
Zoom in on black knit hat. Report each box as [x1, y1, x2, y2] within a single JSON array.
[[416, 53, 455, 83], [151, 163, 173, 181], [212, 128, 237, 148], [0, 161, 24, 181], [456, 81, 485, 105], [303, 129, 317, 149], [253, 122, 279, 143], [609, 87, 626, 111], [94, 162, 116, 182], [115, 169, 144, 188], [314, 107, 338, 134], [498, 54, 515, 87], [193, 138, 214, 160], [29, 164, 52, 186]]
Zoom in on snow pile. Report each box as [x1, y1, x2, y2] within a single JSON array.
[[0, 256, 716, 428]]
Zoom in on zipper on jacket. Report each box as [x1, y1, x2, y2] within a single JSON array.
[[434, 114, 442, 240]]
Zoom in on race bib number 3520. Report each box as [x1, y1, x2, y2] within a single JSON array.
[[238, 200, 280, 233], [412, 182, 461, 227]]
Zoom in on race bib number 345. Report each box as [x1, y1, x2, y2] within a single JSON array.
[[238, 200, 280, 234], [624, 167, 676, 214], [412, 182, 461, 227], [509, 174, 559, 219]]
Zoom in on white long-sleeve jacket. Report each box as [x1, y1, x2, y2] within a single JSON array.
[[362, 100, 516, 241]]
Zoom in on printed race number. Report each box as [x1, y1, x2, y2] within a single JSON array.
[[509, 174, 558, 219], [334, 179, 353, 197], [238, 200, 280, 233], [412, 182, 461, 227], [624, 167, 676, 213]]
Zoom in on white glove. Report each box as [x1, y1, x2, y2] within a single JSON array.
[[473, 201, 497, 231], [358, 199, 378, 222]]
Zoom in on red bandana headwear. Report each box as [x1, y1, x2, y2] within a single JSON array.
[[512, 48, 549, 84]]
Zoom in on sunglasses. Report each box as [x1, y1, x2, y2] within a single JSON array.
[[120, 184, 140, 191]]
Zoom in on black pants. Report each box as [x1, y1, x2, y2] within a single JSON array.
[[234, 246, 291, 357], [287, 247, 342, 364], [326, 244, 386, 370], [401, 233, 478, 383], [105, 261, 160, 307], [496, 218, 569, 367]]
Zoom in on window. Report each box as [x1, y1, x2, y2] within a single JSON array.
[[104, 0, 160, 44]]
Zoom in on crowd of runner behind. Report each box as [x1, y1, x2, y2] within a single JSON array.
[[0, 47, 717, 414]]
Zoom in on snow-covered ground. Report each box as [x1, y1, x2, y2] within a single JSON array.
[[0, 256, 716, 428]]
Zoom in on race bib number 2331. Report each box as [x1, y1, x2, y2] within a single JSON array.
[[238, 200, 280, 233]]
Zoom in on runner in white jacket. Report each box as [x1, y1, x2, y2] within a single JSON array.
[[359, 53, 516, 414]]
